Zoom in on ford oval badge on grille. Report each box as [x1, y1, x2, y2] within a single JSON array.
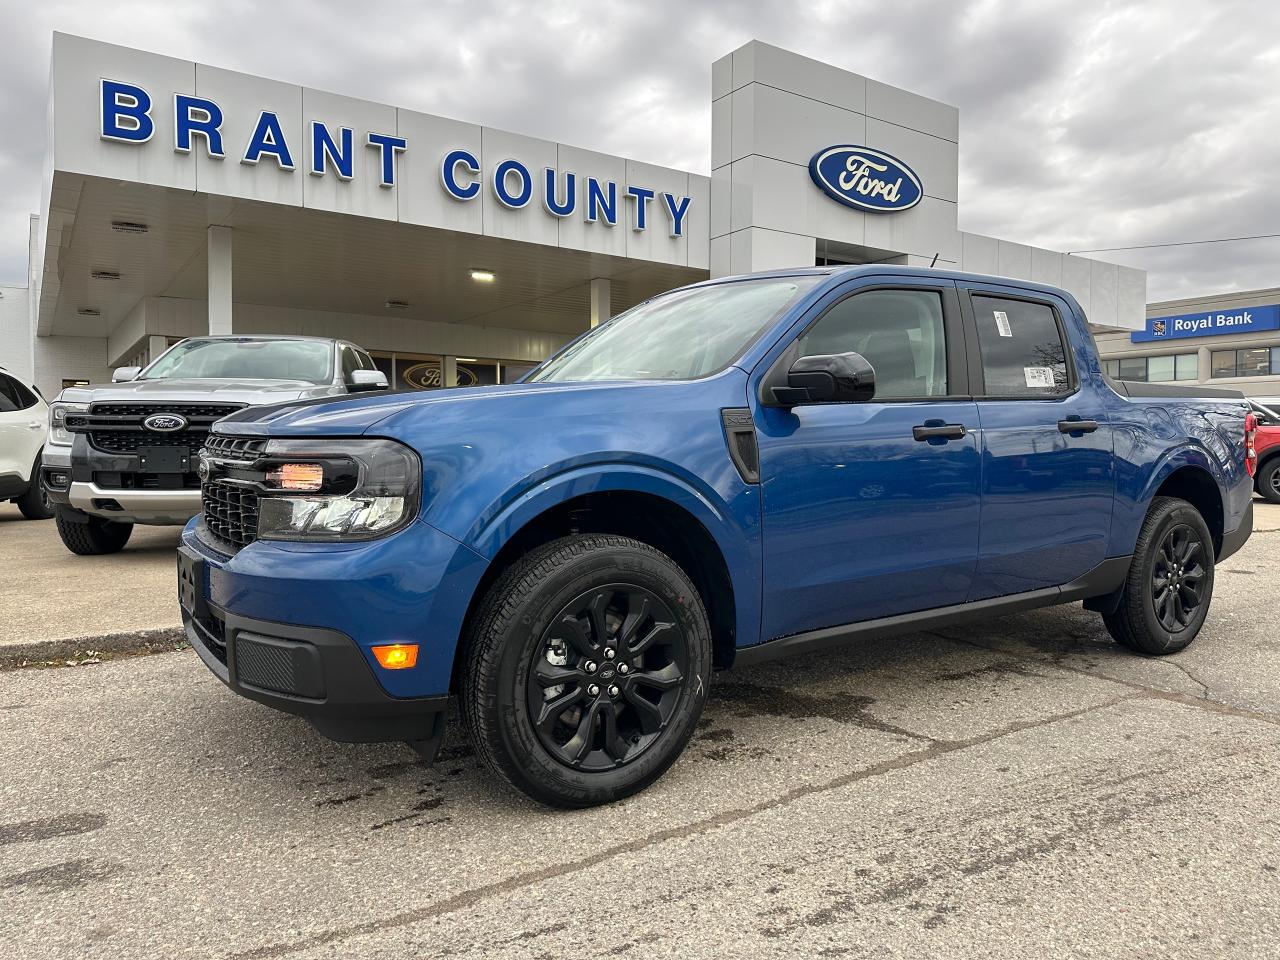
[[808, 145, 923, 213], [143, 413, 188, 432]]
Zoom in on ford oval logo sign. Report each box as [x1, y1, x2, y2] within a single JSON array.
[[808, 145, 923, 213], [143, 413, 188, 433]]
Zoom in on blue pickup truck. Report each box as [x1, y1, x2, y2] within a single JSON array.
[[178, 266, 1255, 807]]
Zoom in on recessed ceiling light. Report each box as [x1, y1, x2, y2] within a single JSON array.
[[110, 221, 149, 234], [455, 357, 478, 363], [77, 308, 101, 317], [469, 269, 496, 283], [91, 270, 121, 281], [384, 299, 411, 309]]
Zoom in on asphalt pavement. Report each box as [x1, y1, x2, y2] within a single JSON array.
[[2, 503, 1280, 958]]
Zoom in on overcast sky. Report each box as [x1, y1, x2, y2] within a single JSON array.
[[1, 0, 1276, 302]]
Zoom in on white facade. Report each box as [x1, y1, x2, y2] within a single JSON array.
[[9, 34, 1146, 399]]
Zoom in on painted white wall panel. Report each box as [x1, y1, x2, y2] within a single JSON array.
[[996, 240, 1034, 281], [392, 111, 483, 234], [864, 117, 958, 203], [865, 79, 959, 142], [555, 145, 627, 257], [960, 232, 999, 275], [301, 88, 398, 222], [1061, 254, 1092, 317], [194, 64, 303, 207], [480, 128, 559, 247], [748, 84, 866, 168], [743, 41, 866, 114], [1090, 259, 1119, 328]]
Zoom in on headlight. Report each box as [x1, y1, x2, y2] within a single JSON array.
[[48, 402, 88, 446], [253, 438, 420, 542]]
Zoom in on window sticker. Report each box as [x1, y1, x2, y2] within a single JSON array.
[[1024, 366, 1056, 388], [993, 310, 1012, 337]]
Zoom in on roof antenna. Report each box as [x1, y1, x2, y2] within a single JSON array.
[[929, 252, 939, 268]]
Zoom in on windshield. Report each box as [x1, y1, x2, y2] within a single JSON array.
[[528, 277, 820, 383], [141, 339, 334, 383]]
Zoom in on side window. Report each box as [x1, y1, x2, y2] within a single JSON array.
[[795, 289, 948, 399], [339, 346, 361, 385], [0, 373, 36, 411], [971, 295, 1070, 397], [0, 374, 19, 413]]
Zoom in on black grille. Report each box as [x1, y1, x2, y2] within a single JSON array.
[[91, 432, 195, 453], [73, 402, 244, 456], [89, 403, 244, 419], [94, 471, 202, 490], [203, 480, 260, 550], [203, 434, 269, 462]]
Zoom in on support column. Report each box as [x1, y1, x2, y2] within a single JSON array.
[[442, 356, 458, 388], [147, 335, 168, 365], [589, 277, 611, 328], [1198, 345, 1212, 383], [208, 225, 233, 335]]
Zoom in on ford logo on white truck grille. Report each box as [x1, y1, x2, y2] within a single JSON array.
[[143, 413, 188, 432], [808, 145, 923, 213]]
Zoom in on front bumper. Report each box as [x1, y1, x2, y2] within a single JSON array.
[[68, 481, 201, 525], [177, 518, 487, 748], [179, 541, 449, 747]]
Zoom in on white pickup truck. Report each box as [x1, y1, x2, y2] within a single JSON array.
[[41, 335, 387, 555]]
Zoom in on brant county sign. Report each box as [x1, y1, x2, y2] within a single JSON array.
[[808, 145, 923, 213]]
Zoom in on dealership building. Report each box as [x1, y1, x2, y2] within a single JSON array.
[[0, 33, 1149, 400]]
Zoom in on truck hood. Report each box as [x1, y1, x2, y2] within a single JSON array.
[[212, 380, 704, 436], [57, 378, 339, 406]]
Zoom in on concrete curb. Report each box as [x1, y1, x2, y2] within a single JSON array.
[[0, 627, 187, 670]]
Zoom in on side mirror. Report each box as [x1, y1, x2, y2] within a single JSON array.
[[773, 352, 876, 405], [112, 366, 141, 383], [348, 369, 389, 392]]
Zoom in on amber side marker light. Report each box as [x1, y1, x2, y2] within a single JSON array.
[[372, 644, 419, 669], [266, 462, 325, 491]]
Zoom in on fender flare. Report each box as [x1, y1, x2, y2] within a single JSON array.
[[464, 462, 762, 649], [1137, 442, 1228, 508]]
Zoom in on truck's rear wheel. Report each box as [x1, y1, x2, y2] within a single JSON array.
[[1257, 458, 1280, 504], [54, 506, 133, 555], [1102, 496, 1214, 655], [462, 534, 711, 808]]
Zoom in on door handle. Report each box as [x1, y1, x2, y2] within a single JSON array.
[[1058, 418, 1099, 435], [913, 423, 967, 441]]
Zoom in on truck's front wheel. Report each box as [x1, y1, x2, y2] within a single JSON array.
[[1102, 496, 1214, 655], [462, 534, 711, 808], [54, 506, 133, 555]]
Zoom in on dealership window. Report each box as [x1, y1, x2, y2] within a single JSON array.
[[971, 295, 1068, 397], [1104, 353, 1197, 382], [1211, 346, 1280, 378], [796, 288, 947, 398], [370, 352, 539, 390]]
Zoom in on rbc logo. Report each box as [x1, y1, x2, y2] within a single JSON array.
[[808, 145, 923, 213]]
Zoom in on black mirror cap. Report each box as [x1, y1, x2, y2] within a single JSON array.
[[774, 352, 876, 405]]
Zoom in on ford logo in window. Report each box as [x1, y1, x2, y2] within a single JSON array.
[[143, 413, 188, 432], [808, 145, 923, 213]]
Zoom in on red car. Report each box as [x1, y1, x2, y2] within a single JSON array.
[[1250, 400, 1280, 502]]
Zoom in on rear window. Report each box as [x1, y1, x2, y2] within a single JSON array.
[[971, 295, 1071, 397]]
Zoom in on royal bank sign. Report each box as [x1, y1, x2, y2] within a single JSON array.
[[1131, 304, 1280, 343], [97, 80, 693, 236]]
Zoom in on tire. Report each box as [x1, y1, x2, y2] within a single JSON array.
[[462, 534, 712, 808], [15, 480, 53, 520], [54, 505, 133, 555], [1257, 458, 1280, 504], [1102, 496, 1214, 655]]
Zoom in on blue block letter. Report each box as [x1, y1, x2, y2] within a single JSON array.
[[544, 168, 577, 217], [174, 95, 224, 158], [441, 149, 480, 200], [663, 193, 692, 237], [311, 122, 354, 179], [586, 178, 617, 225], [100, 80, 153, 143], [626, 186, 655, 231], [242, 111, 295, 169], [367, 133, 407, 187]]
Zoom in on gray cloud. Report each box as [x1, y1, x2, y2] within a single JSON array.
[[0, 0, 1276, 303]]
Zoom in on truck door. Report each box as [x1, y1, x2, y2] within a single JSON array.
[[959, 284, 1115, 599], [752, 279, 982, 641]]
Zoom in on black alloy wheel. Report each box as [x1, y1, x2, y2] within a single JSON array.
[[1150, 523, 1207, 632], [526, 585, 688, 772], [462, 534, 711, 807], [1103, 495, 1215, 655]]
